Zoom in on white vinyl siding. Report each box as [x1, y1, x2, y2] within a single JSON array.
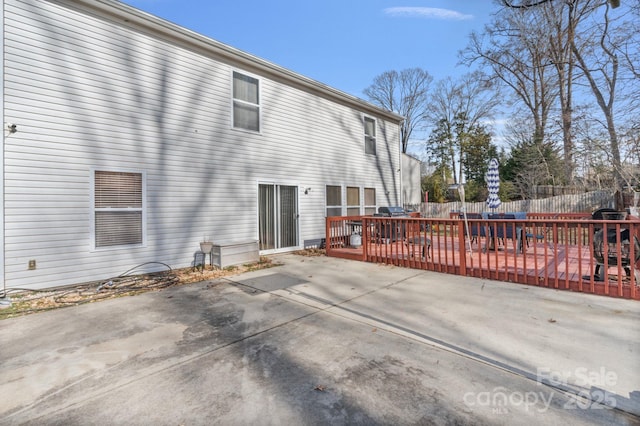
[[2, 0, 401, 290]]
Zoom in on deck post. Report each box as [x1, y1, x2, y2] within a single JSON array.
[[325, 217, 331, 256], [361, 217, 368, 261], [458, 218, 467, 276]]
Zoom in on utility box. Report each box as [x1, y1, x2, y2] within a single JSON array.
[[212, 240, 259, 268]]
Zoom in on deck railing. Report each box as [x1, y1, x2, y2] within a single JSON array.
[[326, 214, 640, 300]]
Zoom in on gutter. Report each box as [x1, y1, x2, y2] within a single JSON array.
[[59, 0, 404, 124]]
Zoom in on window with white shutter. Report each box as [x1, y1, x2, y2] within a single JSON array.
[[93, 170, 145, 249]]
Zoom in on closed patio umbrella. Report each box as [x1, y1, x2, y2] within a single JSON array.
[[485, 158, 501, 211], [458, 184, 472, 256]]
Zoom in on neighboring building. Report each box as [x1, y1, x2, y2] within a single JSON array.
[[402, 154, 422, 206], [0, 0, 404, 291]]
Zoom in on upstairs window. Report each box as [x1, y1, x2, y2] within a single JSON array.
[[93, 170, 145, 249], [233, 71, 260, 132], [364, 116, 376, 155]]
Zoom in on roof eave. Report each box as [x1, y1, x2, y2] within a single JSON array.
[[69, 0, 405, 124]]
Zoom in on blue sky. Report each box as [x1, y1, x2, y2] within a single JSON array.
[[121, 1, 497, 99]]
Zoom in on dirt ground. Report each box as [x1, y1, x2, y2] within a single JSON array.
[[0, 250, 324, 320]]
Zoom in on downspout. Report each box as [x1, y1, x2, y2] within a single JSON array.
[[0, 0, 7, 306]]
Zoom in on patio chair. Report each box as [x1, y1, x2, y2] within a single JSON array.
[[459, 212, 485, 244], [488, 213, 524, 252], [592, 208, 619, 230], [588, 208, 639, 281]]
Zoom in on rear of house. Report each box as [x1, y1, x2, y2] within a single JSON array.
[[1, 0, 405, 290]]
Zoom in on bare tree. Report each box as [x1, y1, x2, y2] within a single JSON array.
[[539, 0, 602, 185], [624, 1, 640, 78], [466, 0, 636, 191], [501, 0, 621, 9], [462, 6, 558, 149], [570, 2, 635, 191], [423, 72, 500, 184], [574, 122, 639, 191], [363, 68, 433, 153]]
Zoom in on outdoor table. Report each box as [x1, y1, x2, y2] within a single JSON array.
[[485, 214, 524, 253]]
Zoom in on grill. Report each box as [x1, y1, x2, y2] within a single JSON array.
[[375, 206, 408, 217], [373, 207, 408, 242], [592, 210, 640, 281]]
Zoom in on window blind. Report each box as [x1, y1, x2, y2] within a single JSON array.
[[94, 171, 143, 248]]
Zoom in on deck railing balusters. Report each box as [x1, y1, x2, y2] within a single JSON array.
[[326, 214, 639, 300]]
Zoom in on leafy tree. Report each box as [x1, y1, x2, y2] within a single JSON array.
[[426, 112, 498, 189], [425, 118, 455, 181], [502, 136, 564, 199], [460, 123, 499, 184], [459, 179, 486, 203], [421, 164, 452, 203]]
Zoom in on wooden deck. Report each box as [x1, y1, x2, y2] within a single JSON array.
[[327, 216, 640, 300]]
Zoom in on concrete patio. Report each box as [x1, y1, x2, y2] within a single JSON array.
[[1, 253, 638, 425]]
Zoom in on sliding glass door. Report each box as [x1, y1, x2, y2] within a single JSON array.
[[259, 184, 299, 251]]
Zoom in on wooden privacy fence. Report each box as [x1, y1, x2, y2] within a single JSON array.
[[326, 214, 640, 300], [414, 190, 614, 219]]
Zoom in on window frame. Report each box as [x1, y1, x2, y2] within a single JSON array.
[[346, 186, 361, 216], [326, 185, 376, 217], [364, 115, 377, 155], [364, 187, 377, 215], [325, 185, 343, 217], [232, 70, 261, 133], [90, 168, 147, 251]]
